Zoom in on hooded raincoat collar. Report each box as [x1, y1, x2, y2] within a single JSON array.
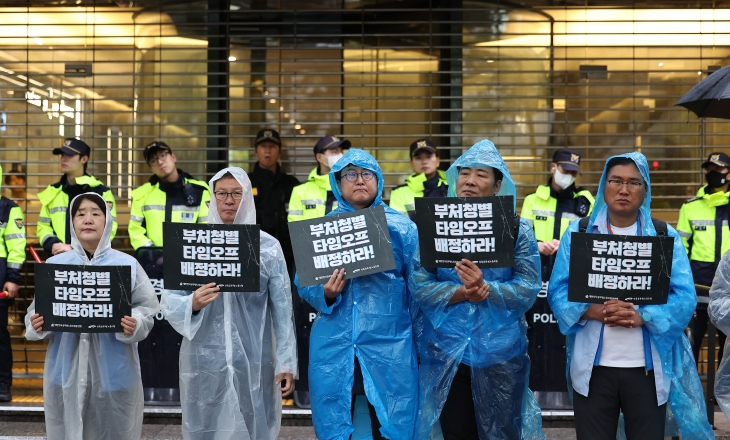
[[587, 152, 657, 236], [68, 192, 114, 264], [208, 167, 256, 225], [445, 139, 517, 211], [328, 148, 385, 213]]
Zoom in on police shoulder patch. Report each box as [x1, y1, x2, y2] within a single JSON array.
[[107, 201, 114, 210], [14, 218, 23, 229]]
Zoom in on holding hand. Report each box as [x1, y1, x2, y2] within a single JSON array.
[[455, 259, 484, 289], [538, 239, 560, 256], [192, 283, 220, 312], [121, 315, 137, 335], [603, 300, 643, 328], [324, 268, 346, 300], [30, 313, 44, 333], [3, 282, 18, 299], [464, 283, 490, 303], [276, 373, 295, 397], [51, 243, 73, 255]]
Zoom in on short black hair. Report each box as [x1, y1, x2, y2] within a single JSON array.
[[71, 194, 107, 219], [457, 166, 503, 183], [605, 156, 646, 188]]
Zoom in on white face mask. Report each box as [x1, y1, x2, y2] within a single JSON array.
[[553, 167, 575, 190], [327, 153, 344, 168]]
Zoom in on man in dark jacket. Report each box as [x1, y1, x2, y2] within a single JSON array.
[[248, 129, 300, 273]]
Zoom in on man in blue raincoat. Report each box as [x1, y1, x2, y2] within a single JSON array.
[[296, 149, 419, 440], [409, 139, 545, 440], [548, 152, 713, 440]]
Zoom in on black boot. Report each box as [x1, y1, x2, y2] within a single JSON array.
[[0, 383, 11, 402]]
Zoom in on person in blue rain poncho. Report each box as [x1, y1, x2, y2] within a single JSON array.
[[25, 192, 159, 440], [160, 167, 298, 440], [295, 149, 420, 440], [409, 139, 545, 440], [548, 152, 714, 440]]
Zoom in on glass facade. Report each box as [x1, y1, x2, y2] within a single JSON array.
[[1, 0, 728, 374]]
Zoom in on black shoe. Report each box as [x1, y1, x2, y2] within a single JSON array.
[[0, 384, 11, 402]]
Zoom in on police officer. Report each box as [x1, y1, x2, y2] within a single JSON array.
[[288, 135, 350, 222], [0, 164, 25, 402], [520, 148, 594, 403], [677, 151, 730, 362], [389, 139, 448, 221], [38, 138, 116, 256], [129, 142, 210, 249], [248, 129, 299, 272]]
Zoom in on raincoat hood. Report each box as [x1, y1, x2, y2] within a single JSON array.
[[208, 167, 256, 225], [586, 152, 655, 234], [445, 139, 517, 211], [68, 192, 114, 263], [328, 148, 385, 212]]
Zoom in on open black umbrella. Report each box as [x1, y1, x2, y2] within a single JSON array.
[[675, 64, 730, 118]]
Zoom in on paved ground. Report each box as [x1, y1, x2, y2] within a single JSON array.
[[0, 414, 729, 439]]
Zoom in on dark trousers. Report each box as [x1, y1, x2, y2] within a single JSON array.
[[692, 307, 726, 364], [440, 356, 527, 440], [351, 356, 384, 440], [573, 366, 667, 440], [0, 306, 11, 385]]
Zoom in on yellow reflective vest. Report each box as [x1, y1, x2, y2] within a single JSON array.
[[676, 186, 730, 265], [389, 170, 448, 220], [38, 175, 116, 253], [287, 168, 337, 222], [129, 173, 210, 249], [0, 198, 26, 286], [521, 184, 595, 242]]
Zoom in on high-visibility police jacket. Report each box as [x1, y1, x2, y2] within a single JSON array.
[[129, 171, 210, 249], [0, 197, 26, 299], [287, 167, 338, 222], [521, 182, 595, 243], [38, 174, 117, 253], [677, 185, 730, 289], [389, 170, 448, 221]]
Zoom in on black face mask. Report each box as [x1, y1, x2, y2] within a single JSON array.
[[706, 171, 728, 189]]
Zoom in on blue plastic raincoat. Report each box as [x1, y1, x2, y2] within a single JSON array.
[[295, 149, 420, 440], [409, 139, 545, 440], [547, 152, 714, 439], [160, 167, 298, 440], [25, 192, 159, 440]]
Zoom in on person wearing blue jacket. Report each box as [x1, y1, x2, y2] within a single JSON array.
[[295, 149, 419, 440], [294, 149, 420, 440], [547, 152, 714, 440], [409, 139, 545, 440]]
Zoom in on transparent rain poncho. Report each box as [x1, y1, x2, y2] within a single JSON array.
[[160, 167, 297, 440], [408, 139, 545, 440], [24, 192, 159, 440], [548, 152, 713, 439], [709, 250, 730, 420], [295, 149, 420, 440]]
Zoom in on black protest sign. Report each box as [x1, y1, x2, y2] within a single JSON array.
[[568, 232, 673, 305], [35, 264, 132, 333], [415, 196, 515, 268], [163, 223, 260, 292], [288, 206, 396, 287]]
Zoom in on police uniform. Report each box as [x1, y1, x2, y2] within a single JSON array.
[[677, 152, 730, 361], [0, 164, 25, 400], [38, 139, 117, 254], [129, 143, 210, 249], [288, 135, 351, 222], [520, 148, 594, 399], [389, 139, 448, 221], [248, 129, 299, 272]]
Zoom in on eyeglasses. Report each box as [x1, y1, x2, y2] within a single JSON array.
[[343, 170, 375, 182], [606, 179, 643, 192], [147, 151, 170, 166], [214, 191, 244, 201]]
